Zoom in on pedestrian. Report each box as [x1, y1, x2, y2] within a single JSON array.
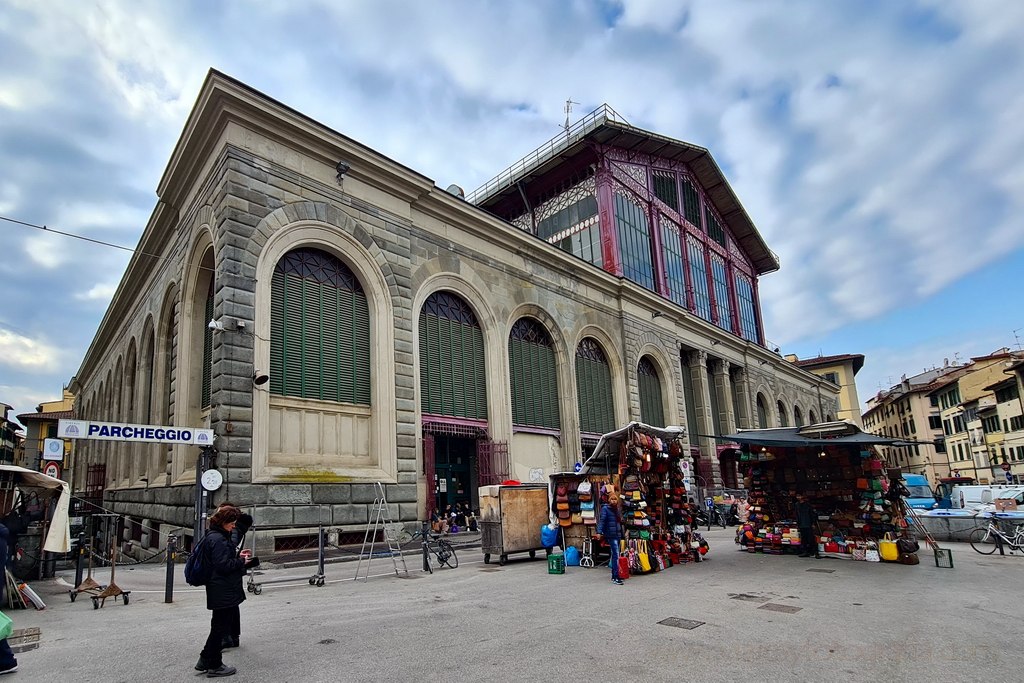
[[795, 494, 820, 558], [0, 519, 18, 674], [595, 489, 624, 585], [213, 503, 253, 650], [195, 505, 260, 677]]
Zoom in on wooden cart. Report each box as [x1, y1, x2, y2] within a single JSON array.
[[479, 484, 551, 566]]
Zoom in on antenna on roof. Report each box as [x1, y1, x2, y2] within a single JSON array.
[[564, 98, 580, 132], [1015, 328, 1023, 351]]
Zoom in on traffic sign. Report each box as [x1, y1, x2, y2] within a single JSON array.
[[43, 462, 61, 479], [1002, 462, 1011, 472], [705, 497, 714, 509], [42, 438, 64, 461], [573, 462, 583, 473]]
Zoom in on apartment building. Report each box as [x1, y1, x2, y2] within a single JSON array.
[[787, 353, 864, 427]]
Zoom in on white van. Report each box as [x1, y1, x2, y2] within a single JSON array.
[[949, 484, 1020, 511]]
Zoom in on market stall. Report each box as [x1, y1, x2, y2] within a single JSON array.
[[479, 483, 550, 566], [547, 422, 712, 577], [721, 422, 920, 564]]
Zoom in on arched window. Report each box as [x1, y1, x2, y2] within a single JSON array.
[[808, 409, 818, 424], [777, 400, 789, 427], [793, 405, 803, 427], [576, 338, 615, 435], [419, 291, 487, 419], [756, 394, 769, 429], [509, 318, 560, 429], [638, 356, 665, 428], [270, 247, 370, 404]]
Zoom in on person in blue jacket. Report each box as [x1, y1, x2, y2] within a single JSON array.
[[595, 489, 624, 585]]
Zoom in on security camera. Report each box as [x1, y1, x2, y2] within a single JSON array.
[[208, 319, 224, 331], [336, 160, 351, 182], [253, 370, 270, 386]]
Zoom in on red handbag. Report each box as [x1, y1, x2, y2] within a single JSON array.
[[618, 554, 630, 580]]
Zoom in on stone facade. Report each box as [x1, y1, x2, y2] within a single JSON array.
[[68, 72, 837, 550]]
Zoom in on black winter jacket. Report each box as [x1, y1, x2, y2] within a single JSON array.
[[204, 526, 246, 611]]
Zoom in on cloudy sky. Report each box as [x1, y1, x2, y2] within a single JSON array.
[[1, 0, 1023, 426]]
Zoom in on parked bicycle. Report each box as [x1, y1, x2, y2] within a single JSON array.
[[422, 532, 458, 573], [969, 515, 1024, 555]]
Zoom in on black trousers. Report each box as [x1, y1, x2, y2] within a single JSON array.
[[799, 527, 818, 556], [200, 606, 240, 666]]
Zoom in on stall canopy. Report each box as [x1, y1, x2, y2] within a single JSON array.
[[721, 421, 901, 449], [578, 421, 686, 475], [1, 464, 71, 553]]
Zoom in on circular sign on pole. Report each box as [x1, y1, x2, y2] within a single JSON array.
[[1002, 462, 1011, 472], [573, 462, 583, 473], [43, 462, 61, 479], [200, 469, 224, 492]]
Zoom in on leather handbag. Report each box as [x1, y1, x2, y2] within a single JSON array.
[[879, 533, 899, 562]]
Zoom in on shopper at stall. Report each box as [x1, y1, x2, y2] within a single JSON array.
[[795, 495, 820, 558], [596, 490, 624, 585], [195, 505, 260, 677], [0, 519, 18, 674]]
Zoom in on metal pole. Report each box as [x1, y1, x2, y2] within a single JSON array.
[[421, 520, 430, 572], [193, 446, 214, 544], [73, 532, 85, 588], [165, 534, 176, 603]]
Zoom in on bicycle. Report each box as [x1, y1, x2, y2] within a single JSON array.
[[422, 532, 458, 573], [969, 515, 1024, 555]]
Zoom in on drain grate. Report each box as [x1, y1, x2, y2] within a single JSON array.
[[806, 568, 835, 573], [759, 603, 802, 614], [478, 568, 501, 572], [730, 593, 769, 602], [9, 627, 40, 654], [658, 617, 705, 630]]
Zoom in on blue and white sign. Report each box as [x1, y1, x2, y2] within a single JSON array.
[[573, 462, 583, 473], [705, 497, 714, 509], [58, 419, 214, 445]]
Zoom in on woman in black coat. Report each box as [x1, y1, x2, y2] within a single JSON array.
[[196, 506, 259, 677]]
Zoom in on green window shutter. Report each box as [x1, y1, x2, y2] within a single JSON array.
[[576, 339, 615, 435], [418, 291, 487, 420], [638, 358, 665, 428], [269, 249, 371, 406], [201, 290, 213, 409], [509, 319, 560, 430]]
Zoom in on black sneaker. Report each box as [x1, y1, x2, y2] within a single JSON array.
[[220, 636, 239, 649], [0, 662, 17, 675], [195, 658, 215, 672], [206, 665, 236, 678], [612, 578, 624, 585]]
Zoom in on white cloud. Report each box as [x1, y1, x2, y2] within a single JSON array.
[[0, 330, 61, 373], [75, 282, 117, 303], [23, 232, 69, 269]]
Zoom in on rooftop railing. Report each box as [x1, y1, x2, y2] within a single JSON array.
[[465, 103, 630, 206]]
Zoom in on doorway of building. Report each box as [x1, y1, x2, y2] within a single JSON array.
[[433, 435, 478, 513]]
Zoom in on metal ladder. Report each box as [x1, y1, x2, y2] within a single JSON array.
[[354, 482, 409, 581]]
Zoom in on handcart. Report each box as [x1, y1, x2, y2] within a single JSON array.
[[244, 505, 328, 595], [479, 483, 550, 566]]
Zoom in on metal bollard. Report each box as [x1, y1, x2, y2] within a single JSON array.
[[74, 532, 86, 588], [422, 520, 430, 572], [165, 534, 177, 603]]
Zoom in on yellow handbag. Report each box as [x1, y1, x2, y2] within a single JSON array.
[[878, 533, 899, 562], [638, 541, 652, 573]]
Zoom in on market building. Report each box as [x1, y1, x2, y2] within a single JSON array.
[[67, 71, 837, 550]]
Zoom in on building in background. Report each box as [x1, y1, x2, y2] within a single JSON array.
[[929, 349, 1021, 484], [17, 388, 75, 475], [0, 403, 19, 465], [786, 353, 864, 427], [863, 365, 962, 484], [67, 71, 838, 550]]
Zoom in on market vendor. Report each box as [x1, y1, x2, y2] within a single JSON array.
[[795, 494, 820, 559]]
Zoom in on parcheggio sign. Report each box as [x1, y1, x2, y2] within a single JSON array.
[[58, 419, 215, 446]]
